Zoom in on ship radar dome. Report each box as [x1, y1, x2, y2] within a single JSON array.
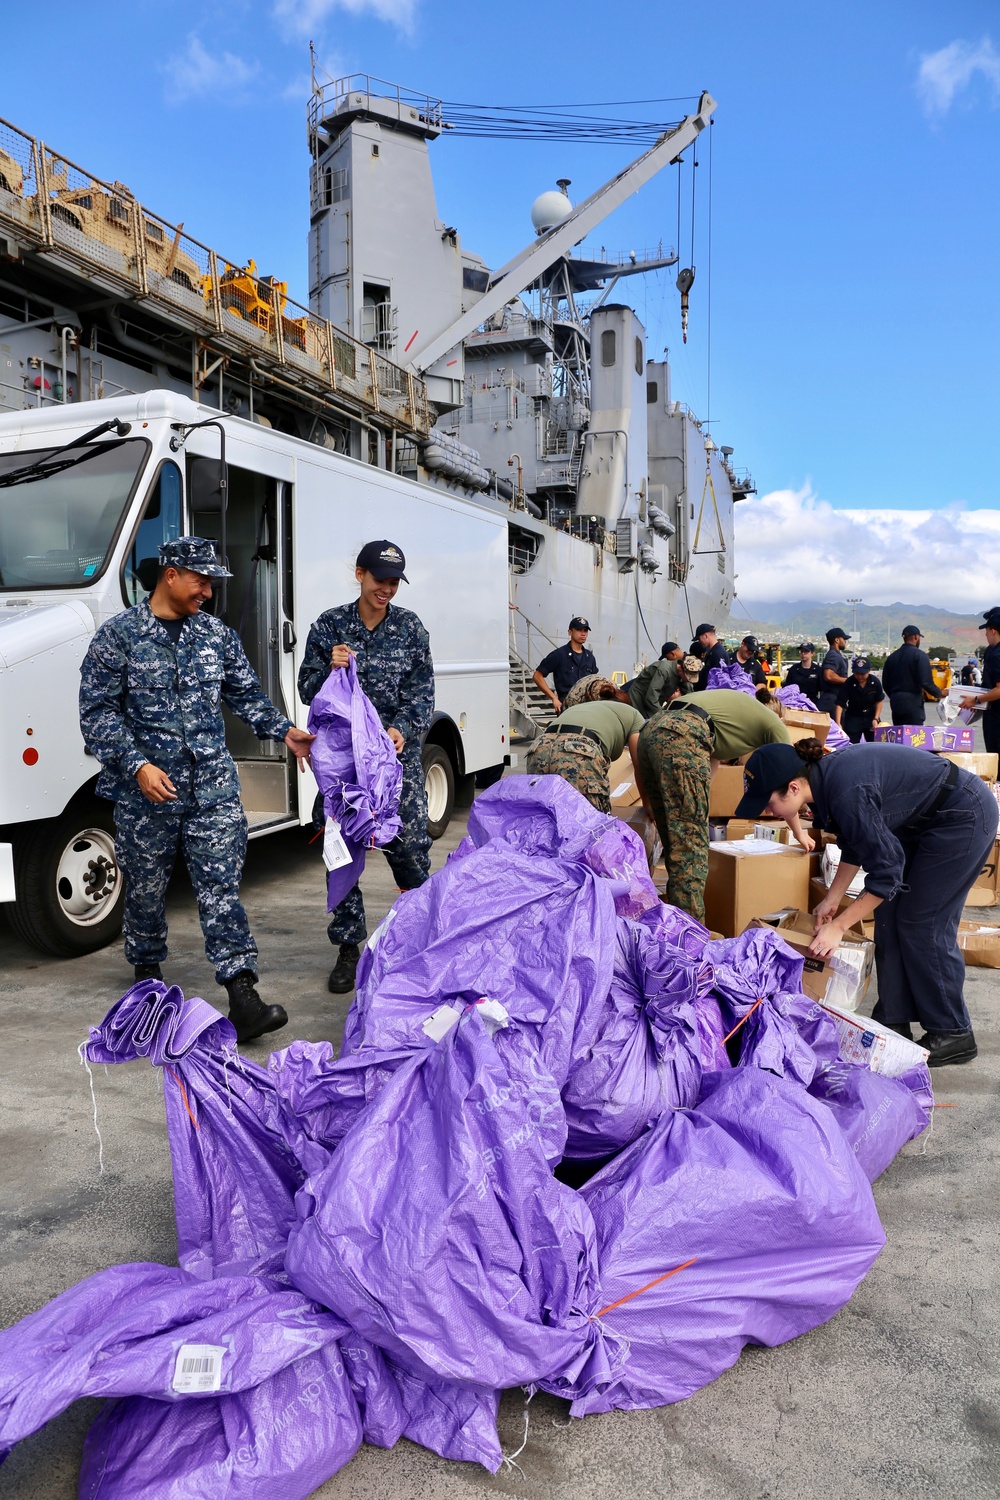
[[531, 186, 573, 234]]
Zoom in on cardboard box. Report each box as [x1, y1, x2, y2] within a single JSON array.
[[873, 724, 975, 752], [725, 818, 790, 844], [751, 909, 874, 1011], [957, 921, 1000, 968], [935, 751, 999, 782], [818, 1001, 929, 1077], [703, 842, 811, 938], [781, 709, 831, 746], [608, 751, 641, 809], [809, 877, 876, 939], [709, 765, 746, 818], [965, 837, 1000, 908]]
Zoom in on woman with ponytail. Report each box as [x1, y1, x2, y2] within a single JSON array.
[[736, 737, 998, 1067]]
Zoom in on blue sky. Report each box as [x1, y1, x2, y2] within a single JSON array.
[[3, 1, 999, 605]]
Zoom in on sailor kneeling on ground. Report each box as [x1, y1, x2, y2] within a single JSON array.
[[525, 681, 651, 818]]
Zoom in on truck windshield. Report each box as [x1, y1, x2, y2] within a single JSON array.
[[0, 438, 148, 589]]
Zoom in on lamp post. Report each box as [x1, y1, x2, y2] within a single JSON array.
[[847, 597, 862, 643]]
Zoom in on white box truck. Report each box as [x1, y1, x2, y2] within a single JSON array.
[[0, 390, 509, 956]]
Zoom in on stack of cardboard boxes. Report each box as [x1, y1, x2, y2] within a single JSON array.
[[605, 713, 999, 992]]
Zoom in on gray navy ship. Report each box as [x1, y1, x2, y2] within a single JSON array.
[[0, 71, 752, 735]]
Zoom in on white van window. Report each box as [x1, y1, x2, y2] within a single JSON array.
[[0, 438, 148, 590]]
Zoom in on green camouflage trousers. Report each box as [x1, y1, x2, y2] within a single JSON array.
[[524, 732, 612, 813], [637, 707, 713, 921]]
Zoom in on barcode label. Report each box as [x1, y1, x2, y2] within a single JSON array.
[[172, 1342, 226, 1393], [323, 816, 354, 872]]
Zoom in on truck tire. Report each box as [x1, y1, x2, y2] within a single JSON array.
[[422, 743, 455, 841], [8, 801, 124, 957]]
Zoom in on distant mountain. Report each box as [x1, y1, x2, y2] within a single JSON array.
[[727, 600, 983, 654]]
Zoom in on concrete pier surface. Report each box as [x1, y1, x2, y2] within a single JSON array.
[[2, 807, 1000, 1500]]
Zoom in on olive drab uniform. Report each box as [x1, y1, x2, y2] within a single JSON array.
[[298, 599, 434, 945], [524, 732, 612, 813], [636, 708, 714, 920], [79, 597, 292, 982]]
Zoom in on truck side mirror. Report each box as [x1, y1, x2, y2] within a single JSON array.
[[189, 456, 227, 513]]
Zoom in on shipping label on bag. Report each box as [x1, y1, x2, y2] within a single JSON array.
[[323, 816, 353, 872], [172, 1342, 227, 1393]]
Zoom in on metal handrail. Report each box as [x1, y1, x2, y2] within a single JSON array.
[[0, 111, 430, 436]]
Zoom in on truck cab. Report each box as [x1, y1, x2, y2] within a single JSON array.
[[0, 391, 508, 956]]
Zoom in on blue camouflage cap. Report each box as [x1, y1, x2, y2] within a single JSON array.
[[158, 536, 232, 578]]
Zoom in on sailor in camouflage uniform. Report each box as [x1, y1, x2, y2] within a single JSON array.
[[298, 539, 434, 994], [79, 537, 315, 1042]]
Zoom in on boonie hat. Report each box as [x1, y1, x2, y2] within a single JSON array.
[[741, 635, 759, 651], [853, 656, 871, 673], [681, 654, 702, 681], [798, 641, 816, 653], [356, 540, 408, 581], [980, 608, 1000, 630], [694, 622, 716, 637], [826, 627, 850, 642], [158, 536, 232, 578], [901, 624, 923, 639], [735, 742, 808, 819], [569, 616, 591, 630]]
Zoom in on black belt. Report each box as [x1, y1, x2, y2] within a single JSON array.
[[668, 700, 713, 725], [545, 723, 603, 748]]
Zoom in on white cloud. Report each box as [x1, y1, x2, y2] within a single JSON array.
[[274, 0, 416, 37], [733, 486, 1000, 614], [163, 35, 260, 103], [916, 36, 1000, 117]]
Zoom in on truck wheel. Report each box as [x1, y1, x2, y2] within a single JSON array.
[[8, 802, 124, 957], [422, 744, 455, 841]]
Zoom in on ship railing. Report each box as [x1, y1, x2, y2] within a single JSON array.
[[308, 75, 443, 135], [570, 240, 671, 267], [509, 604, 560, 665], [0, 112, 430, 436]]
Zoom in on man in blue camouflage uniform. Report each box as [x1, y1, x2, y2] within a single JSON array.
[[79, 537, 315, 1042], [298, 539, 434, 994]]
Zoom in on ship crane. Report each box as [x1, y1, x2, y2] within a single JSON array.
[[409, 92, 717, 376]]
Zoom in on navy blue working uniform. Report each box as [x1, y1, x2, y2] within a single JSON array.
[[298, 599, 434, 945], [784, 659, 824, 706], [816, 646, 850, 714], [836, 673, 885, 742], [730, 650, 766, 686], [535, 640, 598, 701], [982, 641, 1000, 756], [881, 643, 941, 725], [693, 639, 728, 691], [79, 597, 292, 983], [808, 745, 997, 1037]]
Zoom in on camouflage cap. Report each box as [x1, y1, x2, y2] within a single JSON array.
[[158, 536, 232, 578]]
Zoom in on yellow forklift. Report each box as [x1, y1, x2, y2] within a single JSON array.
[[761, 644, 784, 691]]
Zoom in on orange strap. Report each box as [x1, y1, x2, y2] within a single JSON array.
[[593, 1257, 697, 1319], [165, 1068, 200, 1131], [723, 996, 764, 1044]]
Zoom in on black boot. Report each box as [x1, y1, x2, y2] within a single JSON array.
[[134, 963, 163, 982], [328, 942, 360, 994], [885, 1022, 913, 1040], [919, 1030, 977, 1067], [224, 971, 288, 1044]]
